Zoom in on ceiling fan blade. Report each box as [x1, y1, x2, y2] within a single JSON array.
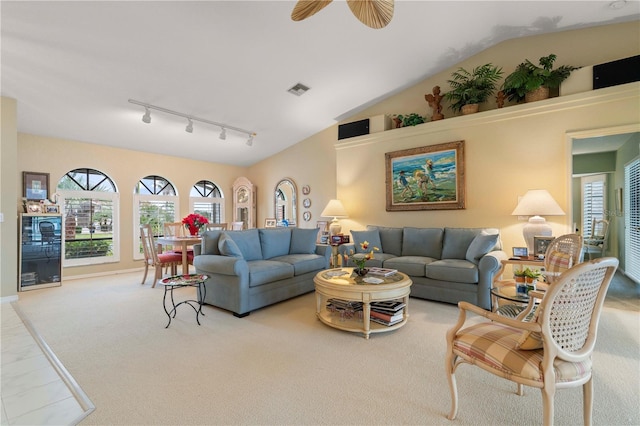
[[347, 0, 394, 29], [291, 0, 333, 22]]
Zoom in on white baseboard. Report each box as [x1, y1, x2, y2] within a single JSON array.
[[64, 267, 144, 282], [1, 295, 19, 304]]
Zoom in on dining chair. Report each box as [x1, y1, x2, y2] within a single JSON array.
[[583, 218, 610, 260], [446, 257, 618, 425], [205, 222, 228, 230], [230, 221, 244, 230], [140, 224, 182, 288], [39, 221, 56, 245], [492, 233, 584, 317]]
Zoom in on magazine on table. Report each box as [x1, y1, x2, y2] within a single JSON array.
[[367, 267, 398, 277]]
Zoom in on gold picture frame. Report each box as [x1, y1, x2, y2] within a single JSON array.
[[23, 171, 50, 201], [385, 140, 465, 211], [264, 218, 277, 228]]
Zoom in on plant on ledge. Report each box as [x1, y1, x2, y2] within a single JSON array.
[[182, 213, 209, 236], [393, 113, 426, 128], [443, 63, 503, 114], [501, 54, 577, 103], [343, 241, 379, 275]]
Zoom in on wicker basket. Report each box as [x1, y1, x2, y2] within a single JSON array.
[[461, 104, 479, 115], [525, 86, 550, 103]]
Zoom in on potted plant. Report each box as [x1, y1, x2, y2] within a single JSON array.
[[443, 63, 503, 114], [501, 54, 577, 103], [524, 268, 541, 292], [392, 113, 426, 128]]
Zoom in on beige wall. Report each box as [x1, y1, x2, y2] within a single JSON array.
[[1, 98, 19, 300], [16, 134, 248, 278]]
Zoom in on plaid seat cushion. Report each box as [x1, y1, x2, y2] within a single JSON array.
[[453, 323, 592, 383], [547, 251, 573, 274]]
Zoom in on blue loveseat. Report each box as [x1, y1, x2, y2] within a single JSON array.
[[340, 226, 508, 310], [193, 228, 331, 317]]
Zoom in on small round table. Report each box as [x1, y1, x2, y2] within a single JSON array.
[[491, 282, 548, 318], [158, 274, 208, 328], [314, 268, 412, 339]]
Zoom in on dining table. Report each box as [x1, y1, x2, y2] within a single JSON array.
[[156, 235, 202, 274]]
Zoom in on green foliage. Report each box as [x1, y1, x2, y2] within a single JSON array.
[[395, 113, 426, 126], [65, 240, 111, 259], [502, 54, 577, 102], [524, 267, 541, 279], [443, 64, 503, 113], [514, 268, 526, 278]]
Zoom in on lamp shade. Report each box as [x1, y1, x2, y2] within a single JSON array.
[[512, 190, 565, 253], [321, 199, 348, 219], [321, 199, 348, 236], [511, 190, 565, 216]]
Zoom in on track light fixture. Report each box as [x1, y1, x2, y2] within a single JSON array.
[[142, 107, 151, 124], [128, 99, 256, 146]]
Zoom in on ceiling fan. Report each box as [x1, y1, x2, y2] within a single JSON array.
[[291, 0, 394, 29]]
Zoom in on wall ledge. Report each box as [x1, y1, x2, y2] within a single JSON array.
[[335, 82, 640, 150]]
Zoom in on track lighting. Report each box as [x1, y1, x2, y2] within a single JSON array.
[[128, 99, 256, 146]]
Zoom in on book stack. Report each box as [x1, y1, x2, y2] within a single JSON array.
[[369, 300, 405, 326], [367, 267, 398, 277], [326, 298, 363, 313]]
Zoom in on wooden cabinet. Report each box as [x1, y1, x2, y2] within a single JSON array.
[[19, 213, 62, 291]]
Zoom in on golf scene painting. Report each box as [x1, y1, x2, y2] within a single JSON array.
[[385, 141, 465, 211]]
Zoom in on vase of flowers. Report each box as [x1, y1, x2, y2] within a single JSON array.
[[343, 241, 379, 276], [182, 213, 209, 236]]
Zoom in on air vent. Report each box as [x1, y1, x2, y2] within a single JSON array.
[[287, 83, 310, 96]]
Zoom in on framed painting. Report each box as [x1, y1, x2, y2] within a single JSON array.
[[264, 218, 277, 228], [385, 141, 465, 211], [533, 236, 554, 257], [23, 171, 50, 201]]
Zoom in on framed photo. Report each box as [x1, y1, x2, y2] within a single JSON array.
[[512, 247, 528, 257], [26, 201, 43, 213], [385, 140, 465, 211], [302, 185, 310, 195], [23, 171, 50, 201], [45, 205, 60, 214], [303, 198, 311, 208], [331, 235, 343, 245], [533, 236, 554, 257], [264, 218, 277, 228], [316, 221, 329, 244]]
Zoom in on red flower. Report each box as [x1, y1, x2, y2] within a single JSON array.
[[182, 213, 209, 234]]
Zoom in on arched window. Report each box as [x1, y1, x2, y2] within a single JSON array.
[[133, 175, 178, 260], [57, 168, 119, 266], [190, 180, 224, 223]]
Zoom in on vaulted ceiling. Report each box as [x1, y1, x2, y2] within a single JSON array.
[[2, 1, 638, 166]]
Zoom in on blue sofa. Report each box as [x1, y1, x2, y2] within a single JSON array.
[[193, 228, 331, 317], [340, 226, 508, 310]]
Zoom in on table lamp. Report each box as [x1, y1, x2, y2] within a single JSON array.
[[511, 189, 565, 252], [321, 199, 348, 236]]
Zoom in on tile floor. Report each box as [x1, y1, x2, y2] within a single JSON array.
[[1, 302, 93, 425]]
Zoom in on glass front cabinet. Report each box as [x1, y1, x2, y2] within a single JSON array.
[[19, 213, 63, 291]]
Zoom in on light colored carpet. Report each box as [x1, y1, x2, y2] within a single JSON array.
[[13, 271, 640, 425]]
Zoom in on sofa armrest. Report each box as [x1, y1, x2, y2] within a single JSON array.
[[476, 250, 509, 310], [193, 254, 248, 276], [315, 244, 332, 267], [193, 243, 201, 256]]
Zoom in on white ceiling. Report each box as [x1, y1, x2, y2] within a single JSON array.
[[2, 1, 638, 167]]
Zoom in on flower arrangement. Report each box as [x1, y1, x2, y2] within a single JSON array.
[[343, 240, 379, 274], [182, 213, 209, 236]]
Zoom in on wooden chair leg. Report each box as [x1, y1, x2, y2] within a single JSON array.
[[583, 377, 593, 426], [153, 265, 162, 288], [141, 263, 149, 285], [541, 384, 555, 426], [445, 351, 459, 420]]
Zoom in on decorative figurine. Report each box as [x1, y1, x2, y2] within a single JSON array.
[[425, 86, 444, 121], [496, 90, 506, 108]]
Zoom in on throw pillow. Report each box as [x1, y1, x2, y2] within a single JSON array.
[[515, 306, 543, 350], [289, 228, 318, 254], [218, 234, 243, 258], [546, 251, 573, 274], [465, 232, 499, 264], [351, 229, 382, 254]]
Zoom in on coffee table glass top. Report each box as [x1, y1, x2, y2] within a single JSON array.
[[319, 268, 405, 286]]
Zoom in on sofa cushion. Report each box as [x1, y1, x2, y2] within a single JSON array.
[[201, 230, 224, 255], [466, 232, 500, 264], [441, 228, 482, 260], [225, 229, 263, 261], [384, 256, 435, 277], [219, 234, 243, 258], [426, 259, 478, 283], [259, 228, 291, 259], [368, 225, 403, 257], [289, 228, 318, 254], [272, 254, 326, 275], [352, 229, 382, 254], [247, 260, 294, 287], [402, 227, 443, 259]]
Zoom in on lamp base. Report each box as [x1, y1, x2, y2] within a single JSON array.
[[329, 218, 342, 236], [522, 216, 552, 253]]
